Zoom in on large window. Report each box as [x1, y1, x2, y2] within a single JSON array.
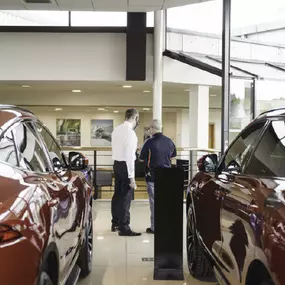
[[229, 79, 252, 143], [71, 11, 127, 27], [0, 10, 68, 26], [256, 80, 285, 117], [246, 121, 285, 177]]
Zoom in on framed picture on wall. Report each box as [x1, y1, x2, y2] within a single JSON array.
[[91, 119, 113, 146], [56, 119, 81, 147]]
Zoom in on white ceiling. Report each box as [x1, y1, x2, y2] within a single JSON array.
[[0, 0, 211, 12]]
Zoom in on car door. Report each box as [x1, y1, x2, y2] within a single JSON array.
[[32, 122, 86, 265], [213, 120, 267, 285], [11, 121, 79, 282]]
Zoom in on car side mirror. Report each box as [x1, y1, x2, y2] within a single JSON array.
[[69, 152, 88, 171], [197, 154, 218, 173]]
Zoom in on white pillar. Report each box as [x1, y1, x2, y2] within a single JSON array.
[[153, 10, 164, 122], [189, 85, 210, 149], [176, 109, 190, 148]]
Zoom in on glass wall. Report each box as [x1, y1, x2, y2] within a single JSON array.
[[229, 78, 252, 143], [0, 10, 154, 28], [256, 80, 285, 115], [0, 10, 68, 26]]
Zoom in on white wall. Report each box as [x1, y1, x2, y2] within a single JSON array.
[[0, 33, 127, 81], [247, 29, 285, 45], [34, 108, 220, 149], [35, 109, 177, 147]]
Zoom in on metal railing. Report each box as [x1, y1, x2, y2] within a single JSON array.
[[63, 147, 221, 199]]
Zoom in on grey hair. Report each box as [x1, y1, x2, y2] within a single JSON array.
[[151, 119, 162, 132]]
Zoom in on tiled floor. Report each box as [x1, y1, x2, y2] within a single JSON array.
[[78, 201, 216, 285]]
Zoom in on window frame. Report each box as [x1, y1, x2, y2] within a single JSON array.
[[0, 118, 54, 173], [32, 121, 68, 170], [243, 117, 285, 179], [217, 119, 269, 175]]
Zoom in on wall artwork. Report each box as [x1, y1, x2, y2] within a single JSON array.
[[91, 119, 113, 146], [56, 119, 81, 147]]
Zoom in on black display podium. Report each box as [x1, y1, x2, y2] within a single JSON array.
[[153, 167, 184, 281]]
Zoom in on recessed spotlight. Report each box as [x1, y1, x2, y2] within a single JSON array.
[[98, 108, 105, 111], [72, 89, 82, 93], [55, 108, 62, 111], [113, 110, 119, 113], [22, 85, 31, 88], [143, 108, 150, 111], [122, 85, 132, 88], [143, 90, 151, 93]]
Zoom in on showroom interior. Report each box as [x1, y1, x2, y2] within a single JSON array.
[[1, 0, 285, 284]]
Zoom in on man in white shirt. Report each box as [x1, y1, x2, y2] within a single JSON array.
[[111, 108, 141, 236]]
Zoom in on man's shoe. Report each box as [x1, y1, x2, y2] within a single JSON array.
[[146, 228, 154, 234], [111, 225, 119, 232], [119, 230, 141, 236]]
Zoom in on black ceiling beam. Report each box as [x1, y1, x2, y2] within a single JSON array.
[[163, 49, 222, 77], [266, 62, 285, 73]]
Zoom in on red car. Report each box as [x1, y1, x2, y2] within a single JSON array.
[[187, 108, 285, 285], [0, 105, 93, 285]]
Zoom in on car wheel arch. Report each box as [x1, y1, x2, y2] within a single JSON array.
[[246, 260, 272, 285], [39, 242, 60, 285]]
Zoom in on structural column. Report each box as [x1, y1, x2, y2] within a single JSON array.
[[153, 10, 165, 122], [221, 0, 231, 154], [189, 85, 210, 149]]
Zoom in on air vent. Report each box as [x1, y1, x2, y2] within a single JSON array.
[[24, 0, 51, 3]]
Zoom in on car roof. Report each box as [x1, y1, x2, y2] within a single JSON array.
[[0, 105, 36, 134], [257, 107, 285, 119]]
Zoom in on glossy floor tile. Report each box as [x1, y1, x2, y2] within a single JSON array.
[[78, 201, 216, 285]]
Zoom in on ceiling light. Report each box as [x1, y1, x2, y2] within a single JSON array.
[[113, 110, 119, 113], [184, 89, 190, 92], [72, 89, 82, 93], [122, 85, 132, 88], [98, 108, 105, 111], [97, 236, 104, 240], [21, 85, 31, 88], [210, 94, 217, 97], [142, 240, 150, 243], [143, 108, 150, 111], [143, 90, 151, 93], [55, 108, 62, 111]]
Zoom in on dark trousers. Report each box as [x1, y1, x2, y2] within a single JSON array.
[[111, 161, 133, 232]]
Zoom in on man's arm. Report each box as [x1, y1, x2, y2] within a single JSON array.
[[171, 142, 177, 159], [139, 141, 148, 162], [125, 131, 137, 179]]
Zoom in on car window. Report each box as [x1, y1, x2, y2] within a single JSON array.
[[246, 120, 285, 177], [13, 122, 51, 173], [0, 130, 18, 166], [221, 121, 266, 173], [34, 123, 67, 168]]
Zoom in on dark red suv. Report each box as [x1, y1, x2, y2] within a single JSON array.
[[187, 108, 285, 285], [0, 105, 93, 285]]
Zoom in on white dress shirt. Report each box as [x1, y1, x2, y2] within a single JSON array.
[[112, 121, 138, 179]]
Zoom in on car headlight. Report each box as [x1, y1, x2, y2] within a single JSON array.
[[0, 225, 22, 244]]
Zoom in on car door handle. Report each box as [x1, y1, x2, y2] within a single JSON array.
[[48, 198, 59, 207]]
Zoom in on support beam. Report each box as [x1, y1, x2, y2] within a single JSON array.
[[221, 0, 231, 154], [251, 79, 256, 120], [189, 85, 210, 149], [153, 10, 165, 122]]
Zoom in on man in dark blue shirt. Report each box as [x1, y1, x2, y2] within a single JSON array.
[[139, 119, 177, 234]]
